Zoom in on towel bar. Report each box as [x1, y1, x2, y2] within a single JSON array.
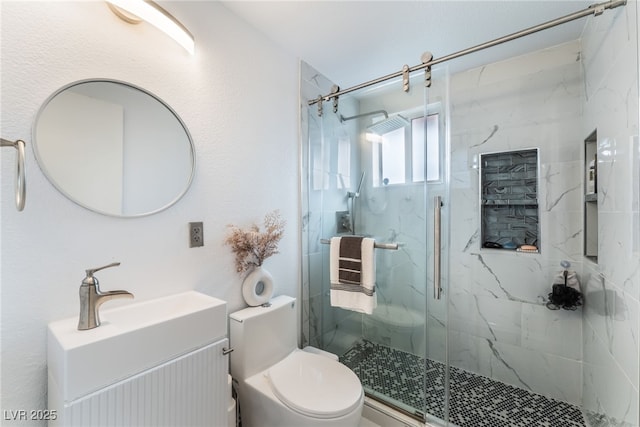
[[1, 138, 26, 211], [320, 238, 399, 250]]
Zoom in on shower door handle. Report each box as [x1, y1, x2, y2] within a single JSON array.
[[434, 196, 442, 300]]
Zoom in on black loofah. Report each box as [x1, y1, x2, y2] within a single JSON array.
[[546, 283, 582, 310]]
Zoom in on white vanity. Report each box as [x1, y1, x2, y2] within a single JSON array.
[[47, 291, 231, 426]]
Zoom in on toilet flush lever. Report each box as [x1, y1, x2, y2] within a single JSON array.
[[222, 347, 234, 355]]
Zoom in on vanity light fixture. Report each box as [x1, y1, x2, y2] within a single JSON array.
[[107, 0, 195, 55]]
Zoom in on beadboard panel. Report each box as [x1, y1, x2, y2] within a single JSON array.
[[57, 339, 228, 427]]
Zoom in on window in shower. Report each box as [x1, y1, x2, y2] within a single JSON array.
[[337, 137, 351, 189], [372, 113, 440, 187], [373, 126, 405, 186]]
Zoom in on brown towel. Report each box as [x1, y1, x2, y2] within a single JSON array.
[[338, 236, 363, 285]]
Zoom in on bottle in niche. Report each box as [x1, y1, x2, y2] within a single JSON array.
[[587, 158, 596, 194]]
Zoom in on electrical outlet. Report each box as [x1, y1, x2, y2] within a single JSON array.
[[189, 222, 204, 247]]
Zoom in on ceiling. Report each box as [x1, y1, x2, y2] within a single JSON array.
[[221, 1, 595, 89]]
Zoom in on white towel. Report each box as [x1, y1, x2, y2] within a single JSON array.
[[329, 236, 377, 314]]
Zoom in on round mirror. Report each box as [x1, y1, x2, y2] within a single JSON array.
[[33, 79, 195, 217]]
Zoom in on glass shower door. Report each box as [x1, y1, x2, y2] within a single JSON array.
[[300, 63, 454, 424], [313, 82, 434, 419], [420, 65, 451, 426]]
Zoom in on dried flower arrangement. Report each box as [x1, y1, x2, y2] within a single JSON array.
[[224, 210, 285, 274]]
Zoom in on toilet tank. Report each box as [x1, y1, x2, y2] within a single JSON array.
[[229, 295, 297, 380]]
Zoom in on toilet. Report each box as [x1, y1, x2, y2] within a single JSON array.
[[229, 295, 364, 427]]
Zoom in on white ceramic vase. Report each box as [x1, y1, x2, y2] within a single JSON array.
[[242, 266, 274, 306]]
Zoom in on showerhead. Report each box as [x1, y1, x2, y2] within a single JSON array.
[[366, 115, 410, 136], [340, 110, 388, 123]]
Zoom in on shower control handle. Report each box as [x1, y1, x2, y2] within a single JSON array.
[[434, 196, 442, 300]]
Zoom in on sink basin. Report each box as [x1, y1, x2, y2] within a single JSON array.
[[48, 291, 227, 403]]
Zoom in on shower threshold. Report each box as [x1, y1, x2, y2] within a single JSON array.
[[341, 340, 586, 427]]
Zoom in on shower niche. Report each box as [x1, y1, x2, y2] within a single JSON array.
[[480, 149, 539, 252], [583, 130, 598, 262]]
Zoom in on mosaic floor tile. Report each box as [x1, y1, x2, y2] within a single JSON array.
[[341, 340, 586, 427]]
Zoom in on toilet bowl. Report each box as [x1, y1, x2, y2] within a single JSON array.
[[229, 295, 364, 427], [242, 349, 363, 426]]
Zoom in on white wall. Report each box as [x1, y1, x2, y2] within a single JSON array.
[[0, 1, 299, 421]]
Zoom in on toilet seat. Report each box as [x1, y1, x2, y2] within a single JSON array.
[[266, 350, 363, 419]]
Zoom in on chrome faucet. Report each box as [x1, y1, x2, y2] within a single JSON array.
[[78, 262, 134, 330]]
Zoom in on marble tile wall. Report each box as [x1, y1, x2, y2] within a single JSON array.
[[580, 3, 639, 426], [445, 40, 585, 405]]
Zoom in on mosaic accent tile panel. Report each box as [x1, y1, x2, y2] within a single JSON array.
[[341, 340, 586, 427], [480, 149, 539, 248]]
